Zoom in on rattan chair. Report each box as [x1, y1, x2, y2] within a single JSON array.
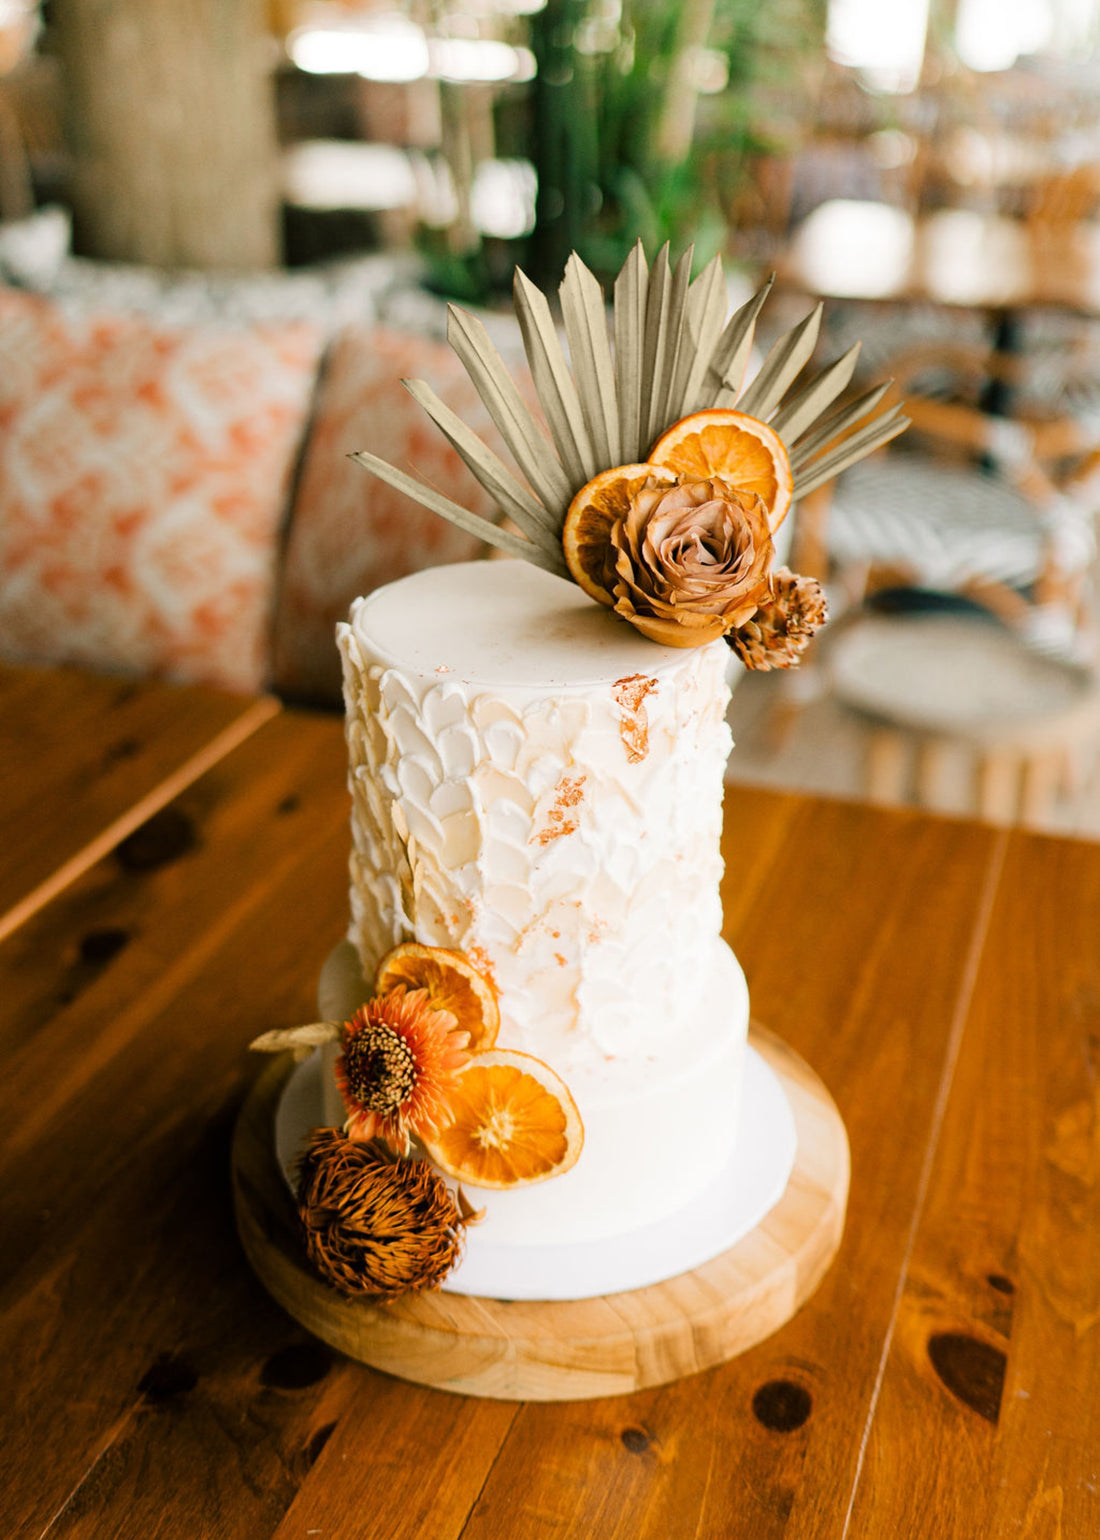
[[800, 343, 1100, 826]]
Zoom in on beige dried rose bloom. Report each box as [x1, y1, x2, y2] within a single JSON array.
[[727, 567, 828, 670], [603, 477, 775, 648]]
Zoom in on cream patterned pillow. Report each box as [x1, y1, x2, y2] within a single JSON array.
[[0, 288, 323, 693], [272, 325, 510, 704]]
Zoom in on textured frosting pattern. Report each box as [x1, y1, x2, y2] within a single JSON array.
[[338, 563, 733, 1076]]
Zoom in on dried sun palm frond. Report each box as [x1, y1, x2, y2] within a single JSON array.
[[351, 243, 907, 601]]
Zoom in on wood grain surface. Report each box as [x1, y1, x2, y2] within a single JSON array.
[[847, 826, 1100, 1535], [1, 664, 1095, 1537], [232, 1028, 849, 1400], [0, 660, 277, 939]]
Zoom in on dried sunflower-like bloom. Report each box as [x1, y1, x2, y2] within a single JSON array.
[[727, 567, 828, 671], [296, 1128, 465, 1298], [335, 986, 470, 1152]]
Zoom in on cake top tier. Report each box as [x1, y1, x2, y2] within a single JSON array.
[[351, 560, 717, 689]]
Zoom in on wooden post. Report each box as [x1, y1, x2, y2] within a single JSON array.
[[52, 0, 281, 270], [867, 728, 909, 806], [976, 752, 1020, 825]]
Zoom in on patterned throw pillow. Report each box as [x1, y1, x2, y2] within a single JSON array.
[[272, 324, 513, 704], [0, 288, 323, 693]]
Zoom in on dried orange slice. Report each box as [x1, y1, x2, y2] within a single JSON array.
[[421, 1049, 584, 1189], [562, 462, 678, 604], [376, 943, 499, 1051], [649, 409, 793, 531]]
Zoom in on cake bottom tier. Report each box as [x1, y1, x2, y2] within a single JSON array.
[[275, 1035, 796, 1299], [318, 937, 750, 1248]]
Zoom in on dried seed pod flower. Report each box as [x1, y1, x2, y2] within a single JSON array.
[[296, 1128, 465, 1298], [727, 567, 828, 671], [335, 986, 470, 1152]]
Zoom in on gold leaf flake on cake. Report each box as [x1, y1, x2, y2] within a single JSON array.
[[612, 674, 659, 763], [529, 772, 587, 847]]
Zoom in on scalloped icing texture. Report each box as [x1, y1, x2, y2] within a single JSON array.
[[335, 559, 749, 1245]]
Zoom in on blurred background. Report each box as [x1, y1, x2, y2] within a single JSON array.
[[2, 0, 1100, 832]]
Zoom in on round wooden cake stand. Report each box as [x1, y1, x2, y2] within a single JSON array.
[[231, 1026, 849, 1401]]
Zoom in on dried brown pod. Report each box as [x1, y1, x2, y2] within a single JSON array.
[[295, 1127, 466, 1298], [727, 568, 828, 671]]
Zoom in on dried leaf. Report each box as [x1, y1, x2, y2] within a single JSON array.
[[402, 378, 561, 553], [770, 343, 862, 446], [456, 1186, 487, 1225], [675, 253, 728, 418], [736, 303, 823, 421], [513, 266, 597, 490], [350, 451, 570, 576], [447, 304, 572, 515], [644, 243, 693, 448], [793, 406, 910, 497], [708, 277, 774, 407], [614, 240, 649, 463], [559, 252, 620, 467], [250, 1022, 342, 1055], [789, 381, 893, 472]]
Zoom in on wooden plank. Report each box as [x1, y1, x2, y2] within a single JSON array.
[[0, 708, 365, 1538], [284, 790, 1002, 1538], [0, 702, 531, 1540], [845, 827, 1100, 1535], [0, 673, 1023, 1540], [0, 662, 276, 937]]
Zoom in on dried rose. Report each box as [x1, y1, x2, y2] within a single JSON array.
[[726, 567, 828, 670], [603, 477, 775, 648]]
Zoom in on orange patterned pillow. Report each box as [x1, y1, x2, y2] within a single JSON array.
[[272, 325, 509, 704], [0, 288, 323, 693]]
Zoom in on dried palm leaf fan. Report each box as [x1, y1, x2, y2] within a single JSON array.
[[352, 243, 908, 661]]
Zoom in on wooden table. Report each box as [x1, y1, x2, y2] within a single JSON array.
[[2, 660, 1098, 1537]]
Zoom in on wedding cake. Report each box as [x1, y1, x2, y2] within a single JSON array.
[[253, 242, 905, 1299], [331, 558, 746, 1245]]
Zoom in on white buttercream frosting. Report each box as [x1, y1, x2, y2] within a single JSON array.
[[318, 935, 749, 1243], [335, 559, 750, 1249], [338, 560, 733, 1074]]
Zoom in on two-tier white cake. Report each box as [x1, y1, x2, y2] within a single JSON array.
[[249, 241, 881, 1331], [322, 557, 749, 1248]]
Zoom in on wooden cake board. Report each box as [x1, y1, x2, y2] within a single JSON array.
[[231, 1026, 849, 1401]]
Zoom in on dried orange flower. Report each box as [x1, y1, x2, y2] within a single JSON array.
[[375, 942, 500, 1051], [421, 1048, 584, 1189], [296, 1128, 466, 1298], [335, 986, 470, 1153], [648, 408, 794, 533]]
